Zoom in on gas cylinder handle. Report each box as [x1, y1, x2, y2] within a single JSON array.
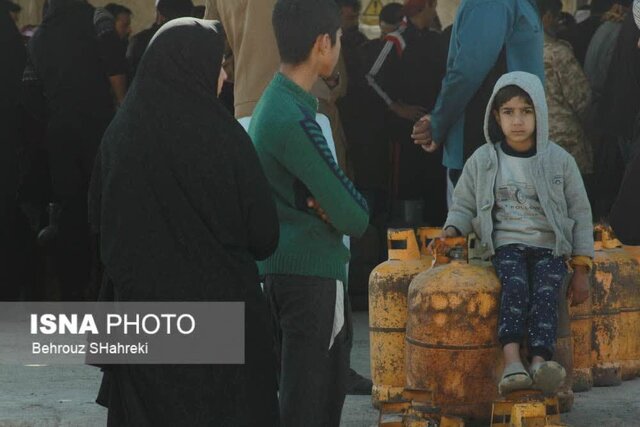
[[594, 224, 622, 250], [387, 228, 421, 261], [431, 237, 468, 266], [416, 227, 442, 256]]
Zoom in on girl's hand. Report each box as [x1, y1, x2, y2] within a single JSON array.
[[567, 266, 590, 306], [427, 226, 459, 254]]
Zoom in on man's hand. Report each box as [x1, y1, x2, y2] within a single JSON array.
[[567, 266, 590, 306], [390, 102, 428, 122], [307, 197, 330, 224], [411, 115, 440, 153]]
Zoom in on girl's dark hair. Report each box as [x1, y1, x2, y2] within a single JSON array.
[[492, 85, 533, 111]]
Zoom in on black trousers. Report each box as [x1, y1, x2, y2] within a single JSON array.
[[264, 274, 352, 427]]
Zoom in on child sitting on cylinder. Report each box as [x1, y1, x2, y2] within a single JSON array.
[[440, 71, 593, 395]]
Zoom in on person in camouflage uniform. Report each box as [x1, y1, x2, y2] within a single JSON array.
[[540, 0, 593, 175]]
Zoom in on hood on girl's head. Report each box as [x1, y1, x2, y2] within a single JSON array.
[[483, 71, 549, 151]]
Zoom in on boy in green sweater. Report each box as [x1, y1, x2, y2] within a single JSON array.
[[248, 0, 369, 425]]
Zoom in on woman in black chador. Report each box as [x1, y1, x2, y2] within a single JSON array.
[[89, 18, 280, 426]]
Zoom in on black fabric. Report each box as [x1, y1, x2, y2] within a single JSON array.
[[28, 0, 113, 125], [27, 0, 114, 301], [463, 47, 507, 162], [559, 16, 603, 66], [384, 24, 449, 225], [0, 0, 26, 198], [1, 2, 28, 301], [90, 18, 280, 426], [501, 140, 537, 158], [600, 12, 640, 141], [610, 136, 640, 244], [339, 38, 390, 193], [591, 138, 626, 220], [264, 274, 352, 427]]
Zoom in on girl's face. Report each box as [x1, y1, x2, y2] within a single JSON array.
[[493, 96, 536, 152]]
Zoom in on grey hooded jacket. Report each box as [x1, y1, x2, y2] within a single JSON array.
[[444, 71, 594, 260]]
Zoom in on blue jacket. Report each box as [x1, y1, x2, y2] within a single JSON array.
[[431, 0, 544, 170]]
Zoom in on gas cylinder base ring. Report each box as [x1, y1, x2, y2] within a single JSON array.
[[592, 363, 622, 387], [571, 368, 593, 393]]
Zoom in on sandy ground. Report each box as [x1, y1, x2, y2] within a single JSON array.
[[1, 311, 639, 426]]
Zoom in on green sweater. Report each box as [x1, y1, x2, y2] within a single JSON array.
[[249, 73, 369, 283]]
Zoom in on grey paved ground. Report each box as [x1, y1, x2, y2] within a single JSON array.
[[1, 311, 639, 426]]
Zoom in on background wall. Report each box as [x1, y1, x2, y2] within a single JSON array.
[[14, 0, 588, 37], [14, 0, 204, 34]]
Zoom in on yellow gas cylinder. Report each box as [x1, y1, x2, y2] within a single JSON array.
[[595, 228, 640, 381], [590, 226, 624, 386], [569, 287, 593, 392], [554, 289, 574, 412], [369, 229, 436, 406], [405, 238, 502, 422], [622, 244, 640, 378]]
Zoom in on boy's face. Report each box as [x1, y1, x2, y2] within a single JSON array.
[[318, 29, 342, 79], [542, 10, 560, 37], [114, 13, 132, 40], [340, 6, 359, 31], [493, 96, 536, 151]]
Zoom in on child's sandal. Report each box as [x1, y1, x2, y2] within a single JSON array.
[[530, 361, 566, 394], [499, 362, 533, 396]]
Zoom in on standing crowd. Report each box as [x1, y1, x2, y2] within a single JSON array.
[[2, 0, 640, 426]]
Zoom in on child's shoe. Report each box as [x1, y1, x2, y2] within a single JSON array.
[[499, 362, 533, 396], [530, 361, 566, 394]]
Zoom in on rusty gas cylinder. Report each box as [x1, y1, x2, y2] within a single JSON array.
[[554, 285, 574, 412], [622, 245, 640, 378], [590, 226, 624, 386], [405, 237, 502, 422], [569, 285, 593, 392], [369, 228, 437, 406], [595, 229, 640, 381]]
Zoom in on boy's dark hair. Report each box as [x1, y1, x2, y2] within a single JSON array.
[[379, 3, 403, 25], [493, 85, 534, 111], [105, 3, 132, 18], [273, 0, 341, 65], [335, 0, 361, 13], [536, 0, 562, 17]]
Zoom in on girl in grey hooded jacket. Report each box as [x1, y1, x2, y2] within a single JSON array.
[[442, 71, 593, 396]]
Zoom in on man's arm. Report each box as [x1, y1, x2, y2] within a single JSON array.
[[555, 44, 591, 119], [430, 3, 511, 144]]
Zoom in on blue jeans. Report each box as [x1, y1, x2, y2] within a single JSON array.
[[492, 244, 567, 361]]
